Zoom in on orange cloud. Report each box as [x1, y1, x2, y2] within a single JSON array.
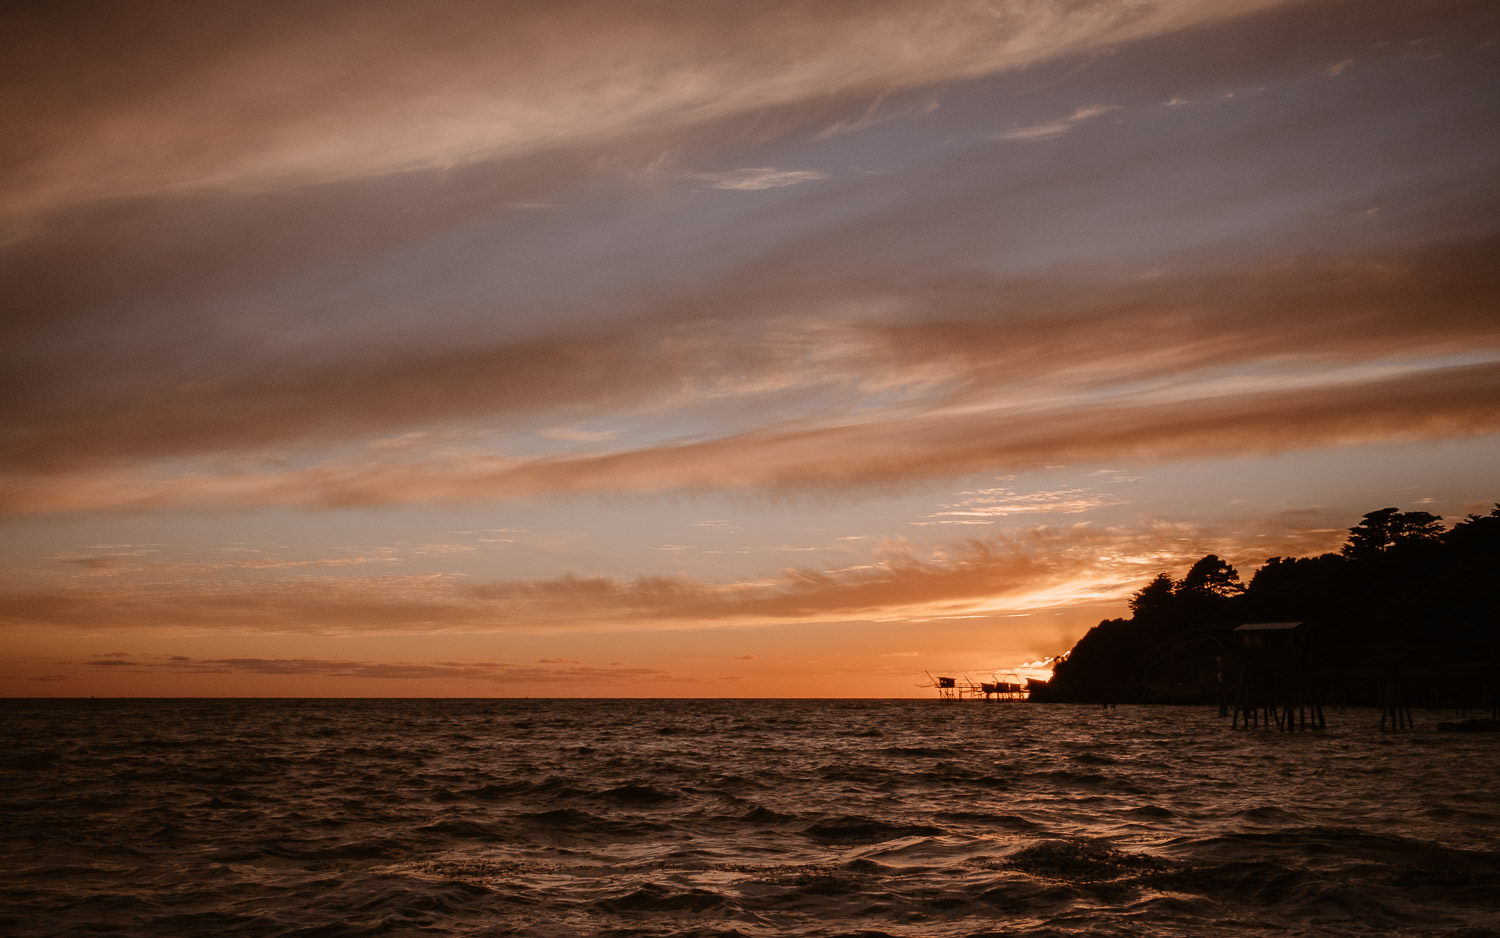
[[2, 225, 1497, 517], [4, 356, 1496, 517], [2, 0, 1285, 221], [0, 515, 1350, 636]]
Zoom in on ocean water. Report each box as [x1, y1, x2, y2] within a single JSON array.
[[3, 699, 1498, 937]]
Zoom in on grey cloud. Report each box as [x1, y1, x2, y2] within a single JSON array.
[[2, 0, 1283, 221], [2, 231, 1497, 516], [6, 1, 1497, 493], [94, 358, 1500, 512], [62, 556, 124, 570], [4, 230, 1499, 486]]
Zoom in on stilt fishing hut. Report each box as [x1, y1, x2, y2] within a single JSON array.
[[979, 679, 1027, 701], [1230, 621, 1326, 731], [922, 673, 960, 700], [921, 672, 1027, 701]]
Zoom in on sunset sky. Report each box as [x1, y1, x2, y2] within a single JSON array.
[[3, 0, 1498, 697]]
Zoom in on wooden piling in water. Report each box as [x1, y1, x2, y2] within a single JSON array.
[[1230, 622, 1326, 732]]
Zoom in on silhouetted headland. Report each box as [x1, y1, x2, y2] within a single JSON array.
[[1028, 504, 1500, 715]]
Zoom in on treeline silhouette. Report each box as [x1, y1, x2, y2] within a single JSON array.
[[1029, 504, 1500, 705]]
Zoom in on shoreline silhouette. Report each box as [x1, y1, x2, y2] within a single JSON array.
[[1029, 504, 1500, 715]]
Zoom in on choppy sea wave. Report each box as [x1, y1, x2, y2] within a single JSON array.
[[3, 699, 1498, 937]]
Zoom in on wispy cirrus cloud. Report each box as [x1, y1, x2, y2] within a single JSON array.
[[1, 0, 1286, 221], [997, 104, 1120, 141], [0, 515, 1353, 636], [5, 352, 1496, 518], [923, 487, 1125, 523], [694, 167, 830, 190], [4, 232, 1497, 508], [48, 551, 398, 574]]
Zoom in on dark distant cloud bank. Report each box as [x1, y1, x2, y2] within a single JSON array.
[[76, 654, 682, 684]]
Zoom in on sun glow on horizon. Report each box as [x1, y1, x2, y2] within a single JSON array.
[[4, 0, 1499, 698]]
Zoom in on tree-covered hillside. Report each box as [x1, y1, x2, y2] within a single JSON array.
[[1029, 505, 1500, 704]]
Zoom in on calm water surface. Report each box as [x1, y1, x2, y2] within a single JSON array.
[[3, 699, 1499, 937]]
